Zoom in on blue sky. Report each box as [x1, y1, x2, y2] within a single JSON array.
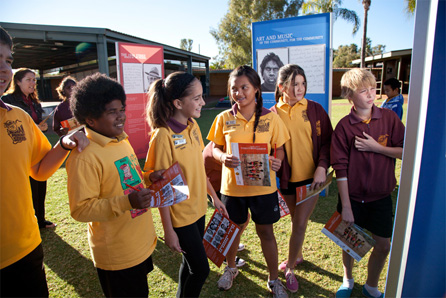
[[3, 0, 414, 60]]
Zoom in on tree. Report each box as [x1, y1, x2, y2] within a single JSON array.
[[333, 44, 360, 68], [405, 0, 416, 15], [180, 39, 193, 52], [360, 0, 371, 68], [210, 0, 304, 68], [302, 0, 360, 34]]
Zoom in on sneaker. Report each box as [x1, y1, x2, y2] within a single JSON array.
[[362, 285, 383, 298], [267, 279, 288, 298], [217, 266, 239, 291], [284, 269, 299, 293], [336, 285, 353, 298], [278, 258, 304, 271], [223, 256, 246, 267], [238, 243, 245, 251]]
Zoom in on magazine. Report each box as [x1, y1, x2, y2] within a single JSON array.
[[278, 190, 290, 218], [321, 211, 376, 261], [203, 210, 240, 267], [61, 117, 83, 132], [295, 170, 334, 206], [125, 162, 189, 209], [231, 143, 271, 186]]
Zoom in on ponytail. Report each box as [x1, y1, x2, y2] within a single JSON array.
[[146, 72, 197, 129]]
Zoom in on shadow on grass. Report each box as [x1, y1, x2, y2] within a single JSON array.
[[41, 229, 102, 297], [151, 239, 182, 282]]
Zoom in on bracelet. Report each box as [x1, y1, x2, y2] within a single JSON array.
[[59, 135, 73, 151]]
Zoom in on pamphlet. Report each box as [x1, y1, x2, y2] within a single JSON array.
[[278, 190, 290, 218], [203, 210, 240, 267], [321, 211, 376, 261], [295, 170, 334, 206], [61, 117, 83, 132], [145, 162, 189, 208], [231, 143, 271, 186]]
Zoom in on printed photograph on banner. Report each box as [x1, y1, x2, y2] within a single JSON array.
[[143, 64, 162, 93], [257, 48, 288, 93]]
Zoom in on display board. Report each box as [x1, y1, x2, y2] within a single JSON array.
[[116, 42, 164, 158], [252, 13, 332, 112]]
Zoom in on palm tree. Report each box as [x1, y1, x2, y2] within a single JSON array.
[[360, 0, 371, 68], [302, 0, 360, 34], [405, 0, 416, 15]]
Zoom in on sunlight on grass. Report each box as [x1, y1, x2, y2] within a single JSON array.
[[41, 99, 406, 297]]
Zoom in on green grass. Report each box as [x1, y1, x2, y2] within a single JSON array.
[[41, 99, 406, 297]]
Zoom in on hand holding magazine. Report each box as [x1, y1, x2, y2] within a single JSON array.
[[295, 170, 334, 206]]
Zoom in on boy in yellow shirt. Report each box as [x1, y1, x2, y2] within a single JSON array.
[[66, 73, 158, 297]]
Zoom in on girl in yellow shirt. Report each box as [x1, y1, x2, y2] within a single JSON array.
[[207, 65, 290, 297], [144, 71, 227, 298]]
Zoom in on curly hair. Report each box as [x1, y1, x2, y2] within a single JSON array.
[[70, 73, 126, 125]]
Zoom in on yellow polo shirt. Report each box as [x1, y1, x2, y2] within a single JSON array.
[[1, 103, 52, 269], [66, 128, 157, 271], [207, 107, 289, 197], [275, 98, 315, 182], [144, 118, 207, 228]]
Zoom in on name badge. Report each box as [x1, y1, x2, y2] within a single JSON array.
[[174, 139, 187, 146], [172, 134, 183, 139], [226, 120, 236, 126]]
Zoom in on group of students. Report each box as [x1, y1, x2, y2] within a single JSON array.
[[0, 25, 405, 298]]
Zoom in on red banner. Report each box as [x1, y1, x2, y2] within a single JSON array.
[[116, 42, 164, 158]]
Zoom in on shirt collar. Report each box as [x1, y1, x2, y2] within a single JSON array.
[[86, 127, 128, 147], [167, 117, 192, 133], [230, 103, 271, 118], [0, 99, 12, 111], [277, 97, 307, 109], [349, 104, 382, 124]]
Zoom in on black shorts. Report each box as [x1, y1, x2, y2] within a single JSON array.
[[221, 192, 280, 225], [280, 178, 313, 195], [337, 195, 394, 238]]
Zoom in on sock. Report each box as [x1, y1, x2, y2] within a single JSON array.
[[364, 284, 382, 297], [342, 277, 354, 289]]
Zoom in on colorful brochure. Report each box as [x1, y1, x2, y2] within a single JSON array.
[[278, 190, 290, 218], [147, 162, 189, 208], [321, 211, 376, 261], [203, 210, 240, 267], [61, 117, 83, 132], [295, 170, 334, 206], [231, 143, 271, 186]]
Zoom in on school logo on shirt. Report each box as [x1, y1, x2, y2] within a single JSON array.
[[377, 134, 389, 146], [316, 120, 321, 136], [302, 110, 309, 122], [192, 129, 200, 144], [256, 119, 270, 133], [4, 119, 26, 144]]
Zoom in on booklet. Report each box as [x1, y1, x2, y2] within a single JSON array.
[[126, 161, 189, 209], [278, 190, 290, 218], [61, 117, 83, 132], [321, 211, 376, 261], [203, 209, 240, 267], [231, 143, 271, 186], [295, 170, 334, 206]]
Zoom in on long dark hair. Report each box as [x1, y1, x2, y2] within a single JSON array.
[[146, 71, 197, 129], [228, 65, 263, 143], [56, 76, 77, 101], [275, 64, 307, 102], [5, 68, 39, 103]]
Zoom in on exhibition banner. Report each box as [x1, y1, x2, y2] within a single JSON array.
[[116, 42, 164, 158], [252, 13, 332, 112]]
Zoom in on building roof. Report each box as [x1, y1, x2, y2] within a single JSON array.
[[0, 22, 210, 73], [352, 49, 412, 65]]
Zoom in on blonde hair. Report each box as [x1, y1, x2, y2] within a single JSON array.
[[341, 68, 376, 101]]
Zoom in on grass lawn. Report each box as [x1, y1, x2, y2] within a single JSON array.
[[41, 98, 405, 297]]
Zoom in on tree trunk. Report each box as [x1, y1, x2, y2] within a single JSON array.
[[361, 1, 370, 68]]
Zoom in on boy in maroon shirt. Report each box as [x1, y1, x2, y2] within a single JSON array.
[[331, 68, 405, 298]]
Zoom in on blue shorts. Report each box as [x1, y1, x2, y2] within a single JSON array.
[[221, 192, 280, 225], [337, 195, 394, 238]]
